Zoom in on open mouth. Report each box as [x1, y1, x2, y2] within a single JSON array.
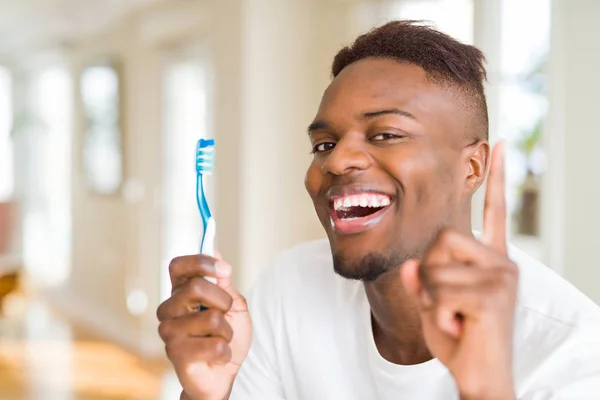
[[329, 192, 392, 234]]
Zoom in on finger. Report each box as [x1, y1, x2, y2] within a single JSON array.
[[158, 309, 233, 343], [418, 294, 458, 361], [157, 277, 233, 320], [423, 229, 508, 268], [419, 263, 491, 291], [420, 265, 518, 337], [167, 336, 232, 366], [215, 274, 249, 313], [424, 280, 514, 323], [422, 286, 480, 341], [399, 259, 421, 297], [169, 255, 232, 290], [432, 305, 462, 338], [404, 260, 460, 360], [482, 141, 508, 253]]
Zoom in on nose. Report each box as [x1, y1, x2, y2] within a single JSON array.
[[321, 137, 372, 176]]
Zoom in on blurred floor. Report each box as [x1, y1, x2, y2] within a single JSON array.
[[0, 288, 181, 400]]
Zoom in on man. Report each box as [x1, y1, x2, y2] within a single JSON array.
[[157, 21, 600, 399]]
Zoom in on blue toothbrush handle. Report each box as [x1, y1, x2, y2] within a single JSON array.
[[201, 217, 217, 285]]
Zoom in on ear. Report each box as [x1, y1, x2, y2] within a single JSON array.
[[462, 141, 490, 193]]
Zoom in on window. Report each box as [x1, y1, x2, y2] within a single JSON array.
[[498, 0, 550, 244], [22, 67, 73, 285], [80, 63, 123, 195]]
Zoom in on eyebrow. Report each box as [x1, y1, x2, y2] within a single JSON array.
[[307, 120, 329, 134], [307, 108, 417, 135], [361, 108, 417, 120]]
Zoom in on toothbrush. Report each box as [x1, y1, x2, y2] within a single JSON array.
[[196, 138, 217, 286]]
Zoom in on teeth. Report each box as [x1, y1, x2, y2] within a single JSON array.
[[334, 199, 343, 210], [359, 195, 368, 207], [333, 193, 391, 211]]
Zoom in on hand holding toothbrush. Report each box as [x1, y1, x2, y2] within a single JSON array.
[[157, 139, 253, 400], [157, 254, 252, 400]]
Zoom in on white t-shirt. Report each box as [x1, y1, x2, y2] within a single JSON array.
[[230, 239, 600, 399]]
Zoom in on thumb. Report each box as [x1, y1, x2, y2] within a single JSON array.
[[216, 275, 237, 297], [213, 256, 246, 309], [212, 250, 235, 295], [400, 258, 421, 297], [217, 275, 248, 312]]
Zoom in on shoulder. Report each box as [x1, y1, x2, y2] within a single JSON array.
[[509, 244, 600, 327], [508, 244, 600, 395]]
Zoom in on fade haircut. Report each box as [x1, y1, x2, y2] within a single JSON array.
[[332, 20, 489, 142]]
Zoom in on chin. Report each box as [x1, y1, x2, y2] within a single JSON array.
[[320, 215, 404, 282], [330, 245, 404, 282]]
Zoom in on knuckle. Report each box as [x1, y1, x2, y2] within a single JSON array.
[[426, 265, 443, 282], [188, 277, 207, 298], [421, 264, 451, 288], [158, 321, 171, 341], [168, 256, 184, 274], [213, 338, 230, 359], [424, 229, 456, 263], [496, 265, 518, 286], [223, 292, 234, 310], [206, 309, 224, 331], [156, 301, 168, 321], [436, 228, 456, 244]]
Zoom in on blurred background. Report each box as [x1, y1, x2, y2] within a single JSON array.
[[0, 0, 598, 399]]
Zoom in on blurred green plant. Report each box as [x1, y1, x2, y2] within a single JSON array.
[[515, 52, 547, 162]]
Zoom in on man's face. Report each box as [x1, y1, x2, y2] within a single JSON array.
[[305, 58, 471, 281]]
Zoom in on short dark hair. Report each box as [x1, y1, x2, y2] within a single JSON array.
[[332, 20, 489, 141]]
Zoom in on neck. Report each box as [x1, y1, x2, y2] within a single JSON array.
[[365, 268, 432, 365], [365, 219, 474, 365]]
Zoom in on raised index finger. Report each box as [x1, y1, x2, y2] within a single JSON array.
[[482, 141, 508, 253]]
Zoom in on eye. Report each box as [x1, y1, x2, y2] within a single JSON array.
[[312, 142, 336, 154], [371, 133, 401, 141]]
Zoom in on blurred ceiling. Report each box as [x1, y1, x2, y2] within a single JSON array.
[[0, 0, 165, 59]]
